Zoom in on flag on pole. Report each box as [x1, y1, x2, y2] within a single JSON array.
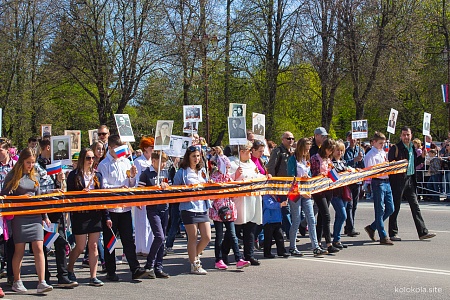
[[425, 142, 431, 150], [384, 143, 389, 152], [46, 162, 62, 176], [107, 231, 118, 254], [442, 84, 449, 103], [327, 168, 340, 182], [44, 231, 59, 248], [114, 145, 128, 159]]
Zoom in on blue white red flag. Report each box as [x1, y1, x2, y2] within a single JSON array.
[[327, 168, 339, 182], [46, 162, 62, 176], [107, 232, 117, 254], [442, 84, 449, 103], [114, 145, 128, 159], [384, 143, 389, 152], [44, 231, 59, 248], [425, 142, 431, 150]]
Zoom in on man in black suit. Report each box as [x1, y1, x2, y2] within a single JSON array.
[[229, 118, 246, 138], [117, 116, 133, 137], [253, 116, 264, 136], [54, 140, 69, 160], [388, 112, 396, 129]]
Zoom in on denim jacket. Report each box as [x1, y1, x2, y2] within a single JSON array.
[[173, 167, 211, 212]]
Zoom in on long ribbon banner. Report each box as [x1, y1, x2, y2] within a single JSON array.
[[0, 160, 408, 216]]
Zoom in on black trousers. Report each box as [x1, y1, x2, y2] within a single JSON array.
[[102, 211, 139, 275], [263, 223, 285, 256], [344, 184, 360, 233], [44, 226, 69, 281], [313, 191, 332, 244], [389, 176, 428, 237], [234, 222, 256, 260]]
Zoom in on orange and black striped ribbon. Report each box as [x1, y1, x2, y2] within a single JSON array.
[[0, 160, 408, 216]]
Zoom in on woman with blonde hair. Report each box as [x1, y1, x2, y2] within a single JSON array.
[[1, 148, 53, 294]]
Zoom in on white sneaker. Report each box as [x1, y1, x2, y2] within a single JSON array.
[[190, 260, 207, 275], [37, 281, 53, 293], [12, 280, 27, 293]]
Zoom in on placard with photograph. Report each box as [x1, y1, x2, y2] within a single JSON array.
[[41, 124, 52, 137], [252, 113, 265, 139], [183, 121, 198, 134], [88, 129, 98, 145], [228, 117, 247, 145], [114, 114, 135, 142], [351, 119, 368, 139], [154, 120, 174, 150], [423, 112, 431, 136], [64, 130, 81, 153], [183, 105, 202, 123], [166, 135, 192, 158], [386, 108, 398, 135], [50, 135, 72, 166], [229, 103, 246, 117]]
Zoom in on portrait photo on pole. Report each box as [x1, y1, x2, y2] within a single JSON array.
[[154, 120, 174, 150], [114, 114, 135, 142], [183, 105, 202, 123], [229, 103, 246, 117], [166, 135, 192, 158], [41, 124, 52, 138], [351, 119, 368, 139], [88, 129, 98, 145], [228, 116, 247, 145], [183, 121, 198, 134], [64, 130, 81, 153], [423, 112, 431, 136], [50, 135, 72, 166], [386, 108, 398, 134], [252, 112, 265, 139]]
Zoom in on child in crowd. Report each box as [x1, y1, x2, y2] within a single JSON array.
[[262, 195, 290, 258]]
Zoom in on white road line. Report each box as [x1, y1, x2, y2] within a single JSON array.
[[429, 230, 450, 233], [295, 257, 450, 276]]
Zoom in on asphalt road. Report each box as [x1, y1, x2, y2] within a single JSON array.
[[2, 200, 449, 300]]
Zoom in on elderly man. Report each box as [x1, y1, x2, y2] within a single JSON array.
[[266, 132, 295, 239], [310, 127, 328, 156]]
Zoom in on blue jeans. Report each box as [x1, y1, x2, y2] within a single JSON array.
[[331, 196, 347, 242], [428, 174, 442, 201], [165, 203, 182, 248], [289, 198, 319, 249], [215, 221, 242, 262], [369, 179, 394, 239]]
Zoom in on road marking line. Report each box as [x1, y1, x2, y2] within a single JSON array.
[[429, 230, 450, 233], [296, 258, 450, 276]]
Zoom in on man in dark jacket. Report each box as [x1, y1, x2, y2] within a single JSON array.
[[387, 126, 436, 241], [309, 127, 328, 156]]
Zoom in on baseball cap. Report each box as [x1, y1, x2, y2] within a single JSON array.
[[314, 127, 328, 136], [72, 152, 80, 160]]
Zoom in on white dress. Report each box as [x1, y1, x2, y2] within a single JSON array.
[[134, 155, 154, 254], [229, 160, 266, 225]]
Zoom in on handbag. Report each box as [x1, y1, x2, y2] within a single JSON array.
[[342, 186, 352, 202], [218, 206, 233, 222]]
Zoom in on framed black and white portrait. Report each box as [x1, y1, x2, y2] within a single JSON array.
[[114, 114, 135, 142], [50, 135, 71, 165]]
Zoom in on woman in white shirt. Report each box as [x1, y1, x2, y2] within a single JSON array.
[[229, 141, 268, 266]]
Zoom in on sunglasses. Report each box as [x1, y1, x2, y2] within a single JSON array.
[[285, 137, 295, 141], [85, 156, 95, 160], [188, 145, 201, 152], [98, 132, 108, 136]]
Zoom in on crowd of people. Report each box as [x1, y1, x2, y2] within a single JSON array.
[[0, 124, 445, 296]]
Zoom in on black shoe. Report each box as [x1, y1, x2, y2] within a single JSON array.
[[155, 270, 170, 279], [247, 257, 261, 266], [132, 267, 149, 280], [264, 254, 275, 259], [278, 252, 290, 258], [347, 231, 360, 237], [327, 245, 340, 254], [56, 276, 79, 288], [7, 276, 14, 287], [105, 273, 120, 282], [145, 267, 156, 279], [332, 242, 347, 249], [364, 225, 376, 241]]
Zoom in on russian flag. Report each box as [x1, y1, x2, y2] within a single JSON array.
[[46, 162, 62, 176], [114, 145, 128, 159], [107, 233, 117, 254], [44, 231, 59, 248], [425, 142, 431, 150], [442, 84, 449, 103], [327, 168, 340, 182], [384, 143, 389, 152]]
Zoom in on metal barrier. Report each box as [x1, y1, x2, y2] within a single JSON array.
[[416, 168, 450, 201]]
